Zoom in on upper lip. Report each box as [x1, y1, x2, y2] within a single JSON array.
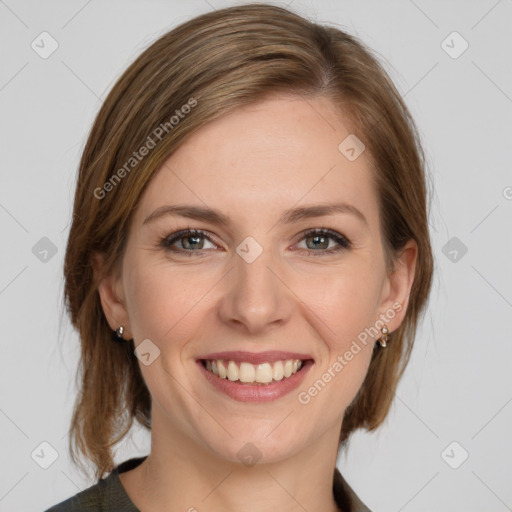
[[198, 351, 314, 365]]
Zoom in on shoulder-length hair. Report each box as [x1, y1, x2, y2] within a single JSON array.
[[63, 3, 434, 480]]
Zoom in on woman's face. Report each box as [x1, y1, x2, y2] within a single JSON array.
[[98, 93, 416, 465]]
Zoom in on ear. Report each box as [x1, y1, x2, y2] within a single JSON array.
[[91, 251, 132, 339], [377, 239, 418, 332]]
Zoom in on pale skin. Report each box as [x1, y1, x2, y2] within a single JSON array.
[[93, 93, 417, 512]]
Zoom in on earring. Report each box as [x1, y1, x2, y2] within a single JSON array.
[[113, 326, 126, 342], [378, 325, 389, 348]]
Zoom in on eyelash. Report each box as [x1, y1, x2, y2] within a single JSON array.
[[159, 228, 352, 257]]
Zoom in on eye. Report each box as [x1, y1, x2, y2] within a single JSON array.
[[160, 229, 217, 257], [160, 227, 352, 258], [294, 228, 352, 256]]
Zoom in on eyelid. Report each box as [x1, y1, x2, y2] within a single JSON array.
[[293, 227, 351, 246], [161, 228, 219, 249], [291, 228, 352, 255]]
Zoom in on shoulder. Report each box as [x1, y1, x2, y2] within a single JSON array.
[[42, 476, 111, 512], [43, 457, 146, 512], [333, 467, 372, 512]]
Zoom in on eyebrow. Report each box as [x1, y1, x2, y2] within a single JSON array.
[[143, 202, 368, 227]]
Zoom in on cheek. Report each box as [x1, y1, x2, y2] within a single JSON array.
[[292, 261, 381, 408], [123, 257, 191, 341], [295, 260, 383, 347], [297, 279, 378, 411], [124, 256, 221, 358]]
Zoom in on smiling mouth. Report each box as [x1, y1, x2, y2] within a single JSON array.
[[200, 358, 311, 385]]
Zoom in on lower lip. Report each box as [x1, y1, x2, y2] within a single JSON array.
[[196, 359, 314, 402]]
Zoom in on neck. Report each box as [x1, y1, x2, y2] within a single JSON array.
[[120, 405, 343, 512]]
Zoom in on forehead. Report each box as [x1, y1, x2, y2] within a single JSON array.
[[135, 94, 379, 229]]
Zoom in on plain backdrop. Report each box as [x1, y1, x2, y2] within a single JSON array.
[[1, 1, 511, 511]]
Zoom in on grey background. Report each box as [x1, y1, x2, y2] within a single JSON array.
[[1, 0, 511, 511]]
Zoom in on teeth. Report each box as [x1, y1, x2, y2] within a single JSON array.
[[284, 360, 293, 378], [239, 362, 256, 382], [217, 360, 227, 379], [273, 360, 284, 381], [227, 361, 238, 381], [255, 362, 273, 383], [203, 358, 304, 384]]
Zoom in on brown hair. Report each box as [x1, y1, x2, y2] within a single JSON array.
[[63, 3, 434, 481]]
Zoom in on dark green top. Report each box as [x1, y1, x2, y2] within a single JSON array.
[[44, 456, 371, 512]]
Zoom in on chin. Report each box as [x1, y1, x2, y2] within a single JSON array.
[[202, 425, 304, 466]]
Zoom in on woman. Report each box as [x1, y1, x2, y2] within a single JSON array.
[[46, 3, 433, 511]]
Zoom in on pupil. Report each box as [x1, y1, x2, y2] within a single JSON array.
[[308, 235, 327, 250], [184, 235, 203, 249]]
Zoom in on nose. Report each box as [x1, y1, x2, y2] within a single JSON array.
[[218, 241, 292, 335]]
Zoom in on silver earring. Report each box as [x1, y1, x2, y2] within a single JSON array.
[[113, 326, 125, 342], [378, 325, 389, 348]]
